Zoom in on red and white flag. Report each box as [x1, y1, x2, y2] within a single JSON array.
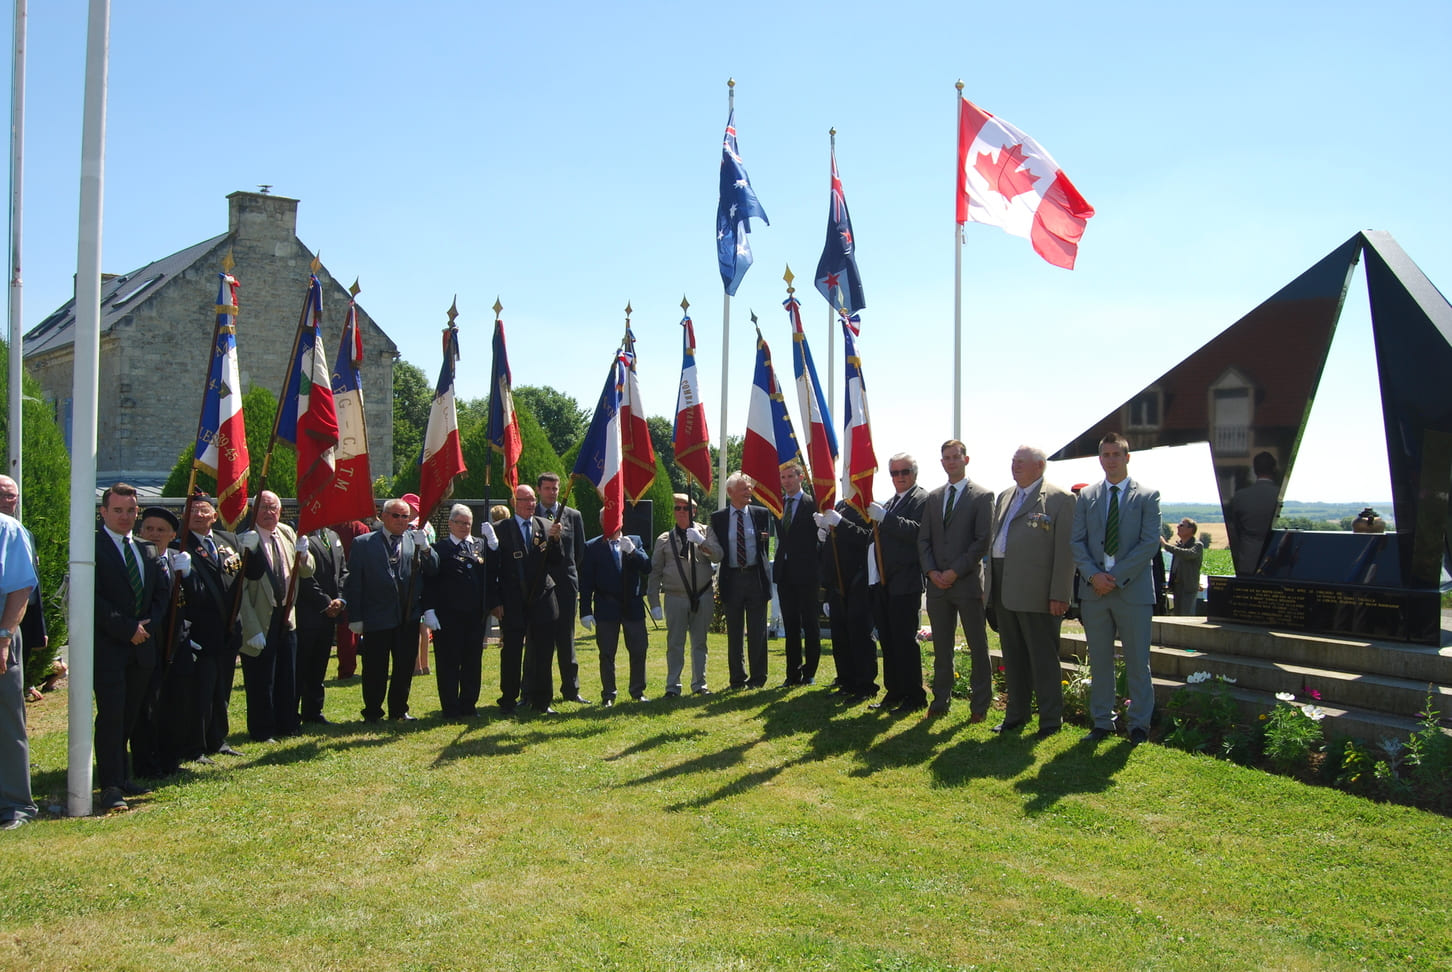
[[619, 329, 657, 503], [418, 321, 466, 519], [195, 272, 250, 529], [672, 313, 712, 495], [839, 317, 877, 515], [278, 275, 341, 534], [957, 96, 1094, 269]]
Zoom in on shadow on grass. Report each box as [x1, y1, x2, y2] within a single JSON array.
[[601, 728, 710, 762], [1011, 737, 1134, 814], [852, 713, 968, 778]]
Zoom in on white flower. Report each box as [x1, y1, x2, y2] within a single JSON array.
[[1186, 671, 1211, 685], [1219, 675, 1237, 685], [1301, 705, 1327, 722], [1276, 691, 1295, 702]]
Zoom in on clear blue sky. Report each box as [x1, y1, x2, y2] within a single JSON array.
[[6, 0, 1448, 505]]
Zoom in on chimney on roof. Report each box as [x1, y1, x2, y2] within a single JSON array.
[[227, 189, 299, 242]]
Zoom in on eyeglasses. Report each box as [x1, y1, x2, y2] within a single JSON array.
[[386, 512, 411, 519], [673, 505, 691, 511], [889, 469, 913, 477]]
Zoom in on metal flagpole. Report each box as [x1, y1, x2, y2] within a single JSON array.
[[68, 0, 110, 818], [717, 78, 734, 512], [7, 0, 25, 492], [825, 128, 836, 411], [952, 80, 964, 440]]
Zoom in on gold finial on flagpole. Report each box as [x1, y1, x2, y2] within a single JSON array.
[[680, 294, 690, 314], [310, 252, 322, 274], [727, 77, 735, 89], [955, 79, 964, 92], [447, 296, 459, 328], [749, 309, 758, 327], [783, 264, 795, 295], [222, 249, 235, 273], [493, 297, 503, 319], [624, 301, 632, 322], [349, 278, 361, 298]]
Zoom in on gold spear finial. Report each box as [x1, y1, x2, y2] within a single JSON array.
[[222, 249, 235, 273], [727, 77, 735, 89], [447, 296, 459, 327], [349, 277, 361, 298], [310, 252, 322, 273], [749, 309, 758, 327], [680, 294, 690, 314], [493, 297, 503, 318], [783, 264, 795, 294], [624, 300, 633, 321], [955, 79, 964, 92], [829, 127, 836, 137]]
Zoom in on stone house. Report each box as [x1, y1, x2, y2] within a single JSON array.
[[23, 190, 398, 487]]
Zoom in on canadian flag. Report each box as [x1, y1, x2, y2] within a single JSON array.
[[957, 96, 1094, 269]]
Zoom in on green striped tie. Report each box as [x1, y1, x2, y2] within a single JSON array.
[[943, 484, 958, 528], [123, 538, 145, 615], [1105, 485, 1120, 557]]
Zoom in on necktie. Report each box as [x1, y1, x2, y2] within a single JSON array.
[[204, 536, 217, 561], [783, 496, 794, 530], [736, 509, 747, 567], [122, 537, 144, 614], [943, 483, 958, 527], [1105, 485, 1121, 557], [543, 507, 555, 522], [269, 534, 288, 595], [611, 539, 621, 570]]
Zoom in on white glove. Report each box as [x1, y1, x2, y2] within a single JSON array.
[[581, 615, 595, 631], [822, 509, 843, 527], [812, 512, 826, 528], [295, 535, 310, 557], [168, 550, 193, 577], [246, 631, 267, 652], [422, 609, 441, 631], [823, 602, 831, 618], [684, 526, 705, 544], [817, 527, 829, 543], [479, 520, 499, 550], [867, 502, 886, 523], [237, 530, 260, 553], [619, 535, 636, 555], [651, 605, 664, 621], [348, 622, 364, 635]]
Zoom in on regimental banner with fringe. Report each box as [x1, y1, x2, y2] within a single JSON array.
[[619, 325, 657, 503], [742, 327, 801, 518], [195, 272, 250, 530], [786, 294, 837, 512], [672, 311, 712, 495], [486, 314, 523, 491], [418, 308, 466, 517], [277, 274, 341, 533], [318, 285, 376, 526]]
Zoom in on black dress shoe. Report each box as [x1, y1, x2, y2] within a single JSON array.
[[664, 691, 681, 698], [0, 817, 26, 830], [1083, 727, 1113, 742], [602, 698, 615, 708], [216, 744, 245, 757], [192, 755, 216, 766], [892, 700, 927, 714], [729, 682, 747, 690], [392, 713, 417, 722], [99, 787, 128, 812], [801, 677, 815, 686], [633, 695, 651, 703], [564, 695, 593, 704], [302, 715, 333, 725], [992, 721, 1025, 734], [1129, 727, 1148, 745], [868, 696, 903, 711], [746, 681, 766, 689], [693, 688, 712, 696], [498, 705, 517, 716], [540, 706, 560, 715], [1035, 724, 1062, 740]]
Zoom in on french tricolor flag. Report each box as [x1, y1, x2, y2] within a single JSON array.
[[574, 352, 627, 537], [786, 295, 837, 513], [672, 313, 712, 495], [418, 322, 466, 519], [839, 318, 877, 516], [742, 328, 800, 518], [194, 272, 250, 530]]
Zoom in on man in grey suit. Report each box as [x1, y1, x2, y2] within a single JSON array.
[[865, 453, 927, 712], [989, 446, 1076, 739], [916, 439, 994, 719], [1070, 433, 1162, 744], [1225, 451, 1279, 575]]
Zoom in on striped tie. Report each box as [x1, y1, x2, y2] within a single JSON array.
[[736, 510, 747, 567], [1105, 485, 1121, 557], [123, 537, 144, 615], [943, 484, 958, 528]]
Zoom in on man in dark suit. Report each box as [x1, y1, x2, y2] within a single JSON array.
[[488, 484, 562, 714], [917, 439, 995, 719], [989, 446, 1077, 739], [864, 453, 927, 712], [701, 471, 772, 689], [1226, 450, 1279, 575], [535, 472, 589, 704], [773, 461, 822, 686], [294, 525, 348, 725], [580, 514, 653, 705], [131, 506, 195, 779], [182, 494, 259, 761], [815, 499, 874, 701], [94, 483, 170, 812], [1071, 432, 1162, 744], [421, 504, 491, 718], [343, 497, 438, 722]]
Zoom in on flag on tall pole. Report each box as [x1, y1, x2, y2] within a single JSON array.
[[784, 269, 837, 513], [839, 315, 877, 516], [814, 133, 866, 317], [672, 300, 712, 496], [195, 270, 250, 529], [317, 280, 377, 525], [618, 307, 657, 503], [956, 94, 1094, 269], [276, 273, 340, 534], [717, 91, 769, 297], [741, 318, 801, 518], [573, 351, 627, 537], [485, 301, 522, 491], [418, 299, 467, 518]]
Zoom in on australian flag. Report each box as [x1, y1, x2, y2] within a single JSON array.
[[717, 108, 769, 296], [814, 146, 865, 316]]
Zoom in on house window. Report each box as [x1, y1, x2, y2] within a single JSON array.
[[1126, 389, 1161, 431]]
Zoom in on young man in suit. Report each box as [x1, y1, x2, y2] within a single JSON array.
[[701, 472, 771, 689], [865, 453, 927, 712], [294, 525, 348, 725], [1226, 450, 1279, 575], [989, 446, 1077, 740], [93, 483, 170, 811], [580, 513, 653, 705], [343, 497, 439, 723], [488, 484, 562, 715], [535, 472, 590, 704], [773, 462, 822, 686], [421, 504, 492, 718], [1070, 432, 1162, 744], [815, 499, 875, 701], [917, 440, 995, 719]]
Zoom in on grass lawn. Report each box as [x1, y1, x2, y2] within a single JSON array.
[[6, 627, 1451, 971]]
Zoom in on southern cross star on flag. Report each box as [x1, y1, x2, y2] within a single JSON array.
[[717, 108, 769, 296], [814, 145, 865, 316], [956, 96, 1094, 269]]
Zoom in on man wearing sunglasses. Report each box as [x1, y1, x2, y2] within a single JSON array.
[[864, 454, 928, 712]]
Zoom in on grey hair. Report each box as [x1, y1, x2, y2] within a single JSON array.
[[725, 471, 753, 492], [1015, 445, 1048, 463], [889, 452, 917, 474], [448, 503, 473, 521]]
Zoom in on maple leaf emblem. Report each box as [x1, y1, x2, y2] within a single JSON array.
[[973, 142, 1039, 202]]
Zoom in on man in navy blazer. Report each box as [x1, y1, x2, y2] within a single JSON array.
[[488, 484, 563, 714], [343, 497, 439, 722], [93, 483, 170, 811], [701, 472, 772, 689], [773, 462, 822, 686], [1070, 432, 1162, 744], [421, 504, 491, 718], [579, 514, 653, 704]]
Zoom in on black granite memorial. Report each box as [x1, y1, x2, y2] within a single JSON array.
[[1053, 231, 1450, 645]]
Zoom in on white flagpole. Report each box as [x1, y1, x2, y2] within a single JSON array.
[[952, 80, 964, 440], [7, 0, 25, 490], [68, 0, 109, 818], [717, 78, 734, 511]]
